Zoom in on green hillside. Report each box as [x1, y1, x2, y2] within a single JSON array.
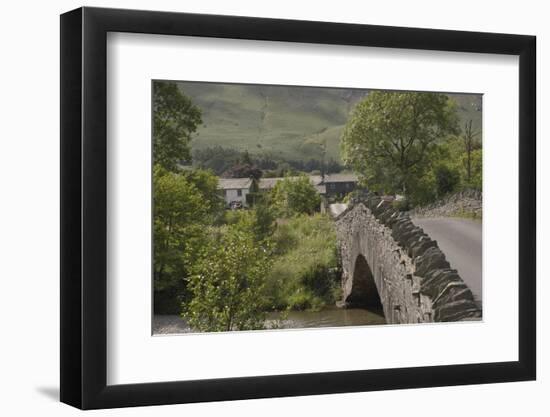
[[176, 81, 481, 163], [451, 93, 483, 134]]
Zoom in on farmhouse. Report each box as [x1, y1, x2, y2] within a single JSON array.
[[218, 178, 254, 208], [322, 173, 359, 198], [219, 173, 360, 209], [258, 174, 359, 198], [258, 175, 324, 193]]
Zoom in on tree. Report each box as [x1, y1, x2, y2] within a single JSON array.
[[153, 166, 222, 312], [183, 225, 272, 332], [250, 201, 276, 242], [222, 162, 262, 180], [462, 120, 481, 185], [341, 91, 459, 197], [434, 164, 460, 196], [468, 148, 482, 190], [270, 175, 321, 217], [183, 168, 225, 223], [153, 81, 202, 171], [153, 167, 204, 292]]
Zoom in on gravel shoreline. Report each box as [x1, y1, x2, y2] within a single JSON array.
[[152, 315, 192, 335]]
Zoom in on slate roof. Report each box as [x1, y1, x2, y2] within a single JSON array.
[[218, 174, 358, 193], [314, 184, 327, 195], [258, 178, 281, 190], [217, 178, 253, 190], [258, 176, 323, 190], [323, 173, 359, 183]]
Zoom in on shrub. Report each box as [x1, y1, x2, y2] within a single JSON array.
[[287, 291, 323, 311], [435, 164, 461, 196], [263, 214, 340, 311], [270, 175, 321, 217], [182, 224, 272, 332]]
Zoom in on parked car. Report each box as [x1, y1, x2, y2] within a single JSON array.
[[229, 201, 243, 210]]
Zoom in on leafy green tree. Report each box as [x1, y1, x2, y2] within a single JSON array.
[[183, 168, 225, 223], [434, 164, 461, 196], [468, 148, 482, 190], [153, 166, 223, 312], [404, 169, 437, 208], [270, 175, 321, 217], [430, 134, 482, 193], [463, 120, 481, 185], [251, 201, 276, 241], [223, 203, 275, 243], [341, 91, 459, 197], [153, 81, 202, 171], [222, 162, 263, 180], [183, 225, 272, 332]]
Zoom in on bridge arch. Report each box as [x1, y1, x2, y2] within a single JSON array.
[[346, 254, 384, 315], [334, 197, 482, 323]]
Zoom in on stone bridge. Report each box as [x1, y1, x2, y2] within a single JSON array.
[[333, 193, 482, 324]]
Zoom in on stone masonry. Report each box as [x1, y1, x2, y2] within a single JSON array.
[[408, 189, 482, 219], [334, 192, 482, 324]]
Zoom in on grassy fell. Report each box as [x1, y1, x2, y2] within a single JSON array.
[[177, 82, 482, 164]]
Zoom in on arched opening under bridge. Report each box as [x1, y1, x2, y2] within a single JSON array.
[[346, 254, 385, 319]]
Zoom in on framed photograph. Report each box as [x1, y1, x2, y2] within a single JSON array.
[[60, 6, 536, 409]]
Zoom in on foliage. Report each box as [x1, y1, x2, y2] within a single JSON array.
[[462, 119, 482, 185], [270, 175, 321, 217], [341, 91, 459, 197], [193, 145, 343, 177], [153, 81, 202, 171], [222, 163, 263, 180], [468, 149, 482, 190], [192, 146, 243, 174], [178, 82, 480, 164], [405, 169, 437, 207], [183, 168, 225, 223], [251, 201, 277, 242], [434, 164, 461, 196], [153, 166, 223, 309], [262, 214, 340, 311], [182, 224, 272, 332], [223, 203, 276, 244]]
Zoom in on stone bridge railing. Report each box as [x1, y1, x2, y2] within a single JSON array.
[[334, 193, 482, 324]]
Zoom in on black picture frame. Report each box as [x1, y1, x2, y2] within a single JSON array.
[[60, 6, 536, 410]]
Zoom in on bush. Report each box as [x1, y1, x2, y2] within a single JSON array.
[[182, 224, 272, 332], [392, 199, 410, 212], [287, 291, 323, 311], [270, 175, 321, 217], [153, 166, 217, 300], [262, 214, 340, 311], [435, 164, 461, 196]]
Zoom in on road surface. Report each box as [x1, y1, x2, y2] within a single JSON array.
[[411, 217, 482, 304]]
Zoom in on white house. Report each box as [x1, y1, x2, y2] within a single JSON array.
[[258, 175, 324, 193], [218, 178, 254, 208]]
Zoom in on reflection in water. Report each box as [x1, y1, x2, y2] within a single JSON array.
[[153, 307, 385, 335], [266, 307, 385, 330]]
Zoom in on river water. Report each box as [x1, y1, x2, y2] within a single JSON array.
[[153, 307, 385, 335], [265, 307, 385, 330]]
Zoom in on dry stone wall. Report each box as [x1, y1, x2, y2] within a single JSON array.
[[335, 192, 482, 324], [409, 189, 482, 219]]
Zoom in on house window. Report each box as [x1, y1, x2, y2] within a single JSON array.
[[237, 189, 242, 197]]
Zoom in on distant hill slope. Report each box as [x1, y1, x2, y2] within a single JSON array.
[[176, 82, 481, 163]]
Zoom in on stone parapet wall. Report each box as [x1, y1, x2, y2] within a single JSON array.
[[409, 189, 482, 219], [335, 192, 482, 324]]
